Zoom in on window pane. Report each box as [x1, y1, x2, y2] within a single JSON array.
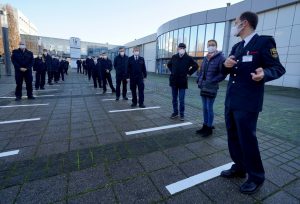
[[215, 22, 225, 51], [188, 26, 198, 57], [178, 28, 184, 44], [183, 27, 190, 52], [162, 34, 165, 58], [168, 31, 174, 57], [158, 36, 161, 58], [196, 24, 206, 57], [165, 32, 169, 58], [204, 23, 215, 51], [173, 29, 179, 54]]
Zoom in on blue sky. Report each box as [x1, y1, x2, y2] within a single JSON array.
[[3, 0, 242, 45]]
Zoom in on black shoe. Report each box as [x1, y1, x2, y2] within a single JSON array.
[[35, 87, 39, 90], [116, 97, 120, 101], [112, 90, 116, 93], [201, 126, 213, 137], [48, 82, 53, 85], [180, 116, 185, 121], [94, 86, 97, 88], [102, 90, 106, 94], [15, 97, 21, 101], [131, 103, 137, 108], [220, 169, 246, 178], [40, 87, 45, 90], [28, 96, 35, 100], [170, 113, 178, 119], [139, 104, 146, 108], [123, 97, 128, 100], [196, 124, 208, 134], [240, 180, 264, 195]]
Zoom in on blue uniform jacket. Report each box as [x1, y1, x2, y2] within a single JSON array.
[[11, 48, 34, 72], [222, 34, 286, 112]]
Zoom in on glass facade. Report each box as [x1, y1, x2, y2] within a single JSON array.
[[156, 22, 225, 74]]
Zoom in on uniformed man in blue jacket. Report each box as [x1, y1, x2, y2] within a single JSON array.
[[127, 47, 147, 108], [11, 41, 35, 100], [221, 11, 286, 195]]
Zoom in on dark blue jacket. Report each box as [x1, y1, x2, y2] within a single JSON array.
[[59, 60, 65, 72], [114, 54, 128, 79], [127, 56, 147, 80], [11, 48, 34, 72], [51, 58, 60, 72], [86, 58, 94, 71], [167, 53, 198, 89], [197, 51, 226, 89], [33, 57, 46, 72], [222, 34, 286, 112], [42, 54, 52, 71], [100, 58, 113, 73]]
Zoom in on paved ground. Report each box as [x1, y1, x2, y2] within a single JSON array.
[[0, 70, 299, 204]]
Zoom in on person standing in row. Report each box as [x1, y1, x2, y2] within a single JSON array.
[[82, 59, 87, 75], [167, 43, 198, 121], [52, 55, 60, 83], [86, 56, 93, 80], [11, 41, 35, 101], [196, 39, 226, 137], [64, 58, 69, 75], [114, 47, 128, 100], [93, 56, 102, 88], [220, 11, 286, 194], [127, 47, 147, 108], [33, 53, 47, 90], [43, 49, 53, 85], [59, 57, 65, 81], [101, 52, 115, 94], [76, 59, 82, 74]]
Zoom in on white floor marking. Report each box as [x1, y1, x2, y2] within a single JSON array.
[[109, 106, 160, 113], [125, 122, 192, 135], [96, 92, 112, 94], [102, 98, 132, 101], [0, 95, 55, 99], [0, 150, 20, 158], [34, 89, 59, 91], [0, 118, 41, 125], [0, 103, 49, 108], [165, 162, 234, 195]]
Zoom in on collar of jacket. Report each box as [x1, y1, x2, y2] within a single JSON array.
[[205, 51, 222, 60]]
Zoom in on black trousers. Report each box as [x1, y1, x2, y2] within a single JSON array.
[[92, 71, 102, 88], [15, 70, 33, 98], [225, 107, 265, 184], [87, 69, 92, 80], [60, 69, 65, 81], [47, 71, 54, 83], [54, 71, 60, 82], [102, 72, 115, 92], [77, 65, 82, 73], [130, 78, 144, 105], [116, 77, 127, 98], [35, 70, 46, 89]]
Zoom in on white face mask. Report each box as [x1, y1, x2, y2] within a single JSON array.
[[178, 49, 185, 55], [207, 46, 217, 53], [103, 56, 107, 59], [43, 52, 47, 55], [231, 22, 244, 37], [134, 51, 139, 56], [19, 45, 26, 49], [120, 52, 125, 56]]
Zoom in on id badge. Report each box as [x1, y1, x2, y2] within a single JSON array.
[[242, 55, 253, 62]]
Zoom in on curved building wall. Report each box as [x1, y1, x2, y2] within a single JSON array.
[[154, 0, 300, 88]]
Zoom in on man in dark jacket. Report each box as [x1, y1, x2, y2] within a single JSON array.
[[93, 56, 102, 88], [11, 41, 35, 100], [127, 47, 147, 108], [82, 60, 87, 75], [221, 11, 286, 195], [86, 56, 93, 80], [52, 56, 60, 83], [43, 49, 53, 85], [101, 53, 115, 94], [59, 57, 65, 81], [33, 54, 47, 90], [76, 59, 82, 74], [64, 59, 69, 75], [167, 43, 199, 120], [114, 47, 128, 100]]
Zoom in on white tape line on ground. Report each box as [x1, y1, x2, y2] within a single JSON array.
[[125, 122, 192, 135], [0, 95, 55, 99], [0, 103, 49, 108], [0, 118, 41, 125], [0, 150, 20, 158], [96, 92, 112, 95], [109, 106, 160, 113], [102, 98, 132, 101], [166, 162, 234, 195], [34, 89, 59, 91]]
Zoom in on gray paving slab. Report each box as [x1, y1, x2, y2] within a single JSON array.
[[108, 158, 144, 181], [68, 187, 116, 204], [283, 179, 300, 200], [166, 187, 212, 204], [0, 185, 20, 204], [164, 146, 197, 164], [263, 191, 299, 204], [138, 151, 173, 172]]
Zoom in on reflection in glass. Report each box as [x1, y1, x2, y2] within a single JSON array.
[[165, 32, 169, 58], [173, 29, 179, 54], [215, 22, 225, 51], [183, 27, 190, 52], [204, 23, 215, 51], [161, 33, 165, 58], [178, 28, 184, 44], [168, 31, 174, 58], [196, 24, 206, 57], [188, 26, 198, 57]]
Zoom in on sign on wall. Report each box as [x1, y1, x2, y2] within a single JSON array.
[[69, 37, 81, 68]]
